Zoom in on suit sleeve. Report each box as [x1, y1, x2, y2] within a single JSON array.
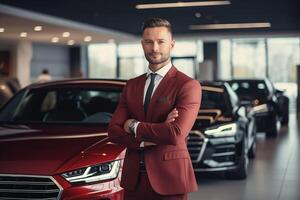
[[136, 80, 201, 145], [108, 83, 141, 149]]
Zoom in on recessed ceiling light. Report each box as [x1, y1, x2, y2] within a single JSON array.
[[34, 26, 43, 31], [51, 37, 59, 43], [189, 22, 271, 30], [0, 28, 4, 33], [84, 36, 92, 42], [62, 32, 70, 37], [20, 32, 27, 37], [68, 40, 75, 45], [195, 12, 202, 18], [136, 1, 231, 9]]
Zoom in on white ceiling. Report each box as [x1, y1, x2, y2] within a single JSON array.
[[0, 4, 137, 45]]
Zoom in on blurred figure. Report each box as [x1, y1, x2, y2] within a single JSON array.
[[37, 69, 52, 83]]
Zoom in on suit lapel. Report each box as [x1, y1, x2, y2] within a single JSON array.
[[146, 66, 177, 121], [137, 74, 147, 121]]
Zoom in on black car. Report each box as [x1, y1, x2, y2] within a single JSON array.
[[227, 79, 289, 137], [188, 81, 256, 179]]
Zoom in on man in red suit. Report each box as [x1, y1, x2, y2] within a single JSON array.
[[108, 18, 201, 200]]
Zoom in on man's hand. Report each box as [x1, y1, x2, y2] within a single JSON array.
[[124, 108, 178, 146], [143, 108, 179, 147], [123, 119, 134, 134], [165, 108, 179, 123]]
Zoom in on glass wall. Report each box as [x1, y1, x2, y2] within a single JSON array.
[[117, 43, 148, 79], [219, 37, 300, 83], [219, 40, 231, 79], [267, 38, 299, 83], [231, 39, 267, 78], [88, 44, 116, 78], [171, 41, 201, 78]]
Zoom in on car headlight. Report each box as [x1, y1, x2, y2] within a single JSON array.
[[62, 160, 120, 184], [204, 123, 237, 137]]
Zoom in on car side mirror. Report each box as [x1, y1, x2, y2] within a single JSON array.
[[236, 105, 246, 117]]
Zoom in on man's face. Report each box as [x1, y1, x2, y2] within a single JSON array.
[[141, 27, 175, 67]]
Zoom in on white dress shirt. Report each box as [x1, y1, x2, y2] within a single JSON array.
[[133, 62, 173, 147]]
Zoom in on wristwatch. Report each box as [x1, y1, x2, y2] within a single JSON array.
[[129, 119, 138, 136]]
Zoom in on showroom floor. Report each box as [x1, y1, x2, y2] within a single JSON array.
[[190, 113, 300, 200]]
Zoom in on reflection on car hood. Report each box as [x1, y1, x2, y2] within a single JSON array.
[[193, 109, 233, 129], [0, 124, 125, 175]]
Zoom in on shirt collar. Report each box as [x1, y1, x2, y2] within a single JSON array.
[[146, 62, 172, 78]]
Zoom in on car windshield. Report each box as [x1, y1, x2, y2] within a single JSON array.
[[230, 81, 269, 102], [201, 86, 231, 113], [0, 87, 122, 124]]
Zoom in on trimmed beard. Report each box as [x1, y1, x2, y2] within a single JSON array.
[[145, 53, 170, 65]]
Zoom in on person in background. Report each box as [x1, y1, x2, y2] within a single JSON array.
[[37, 69, 52, 83]]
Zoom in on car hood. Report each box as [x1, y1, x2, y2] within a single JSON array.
[[193, 110, 233, 130], [0, 124, 125, 175]]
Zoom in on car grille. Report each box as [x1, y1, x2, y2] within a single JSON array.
[[187, 131, 208, 163], [0, 174, 62, 200], [211, 144, 236, 163]]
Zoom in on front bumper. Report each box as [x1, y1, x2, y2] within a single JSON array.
[[188, 131, 243, 172], [0, 173, 123, 200]]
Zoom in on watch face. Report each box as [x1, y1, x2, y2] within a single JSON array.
[[129, 121, 135, 133]]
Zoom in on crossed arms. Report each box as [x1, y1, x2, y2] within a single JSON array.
[[108, 79, 201, 149]]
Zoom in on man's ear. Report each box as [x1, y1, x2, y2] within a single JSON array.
[[171, 40, 175, 49]]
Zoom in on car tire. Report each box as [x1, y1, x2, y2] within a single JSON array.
[[280, 97, 289, 125], [266, 115, 278, 137], [225, 138, 248, 180], [281, 114, 289, 126], [248, 140, 256, 159], [280, 96, 289, 126]]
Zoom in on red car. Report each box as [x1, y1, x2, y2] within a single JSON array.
[[0, 79, 127, 200]]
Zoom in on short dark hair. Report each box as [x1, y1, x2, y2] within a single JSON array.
[[42, 69, 49, 74], [142, 18, 172, 35]]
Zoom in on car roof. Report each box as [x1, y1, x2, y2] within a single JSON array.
[[199, 80, 227, 88], [225, 78, 268, 83], [27, 78, 127, 89]]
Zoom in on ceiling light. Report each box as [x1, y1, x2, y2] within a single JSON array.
[[84, 36, 92, 42], [195, 12, 202, 18], [189, 22, 272, 30], [34, 26, 43, 31], [20, 32, 27, 37], [68, 40, 75, 45], [136, 1, 231, 9], [51, 37, 59, 43], [62, 32, 70, 37], [0, 28, 4, 33]]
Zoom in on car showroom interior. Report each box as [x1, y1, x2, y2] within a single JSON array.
[[0, 0, 299, 200]]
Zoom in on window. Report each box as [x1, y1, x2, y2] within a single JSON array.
[[88, 44, 117, 78], [118, 43, 147, 79], [267, 38, 300, 82], [232, 39, 266, 78]]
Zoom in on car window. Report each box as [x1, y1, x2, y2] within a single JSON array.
[[201, 86, 231, 114], [230, 81, 269, 102], [0, 88, 122, 124]]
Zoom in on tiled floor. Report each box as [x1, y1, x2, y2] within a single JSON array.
[[190, 113, 300, 200]]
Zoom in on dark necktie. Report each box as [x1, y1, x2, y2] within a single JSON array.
[[144, 73, 157, 114]]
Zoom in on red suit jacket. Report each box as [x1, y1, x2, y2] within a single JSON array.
[[108, 66, 201, 195]]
